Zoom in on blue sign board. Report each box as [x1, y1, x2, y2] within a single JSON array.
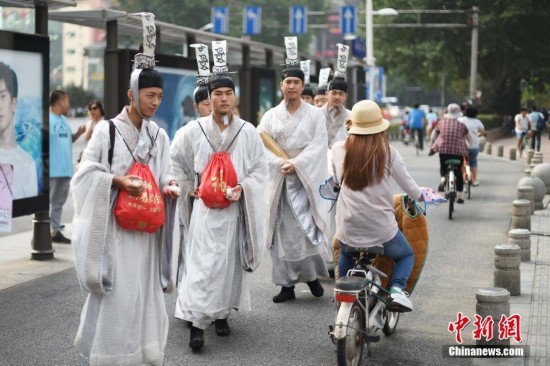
[[365, 66, 385, 102], [289, 6, 307, 34], [243, 6, 262, 35], [212, 7, 229, 34], [340, 6, 356, 34], [351, 37, 366, 59]]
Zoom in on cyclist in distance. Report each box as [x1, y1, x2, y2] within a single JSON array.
[[514, 108, 532, 157], [331, 100, 423, 312], [429, 103, 470, 204], [458, 105, 486, 186]]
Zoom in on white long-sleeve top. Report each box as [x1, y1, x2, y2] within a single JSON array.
[[331, 141, 422, 248]]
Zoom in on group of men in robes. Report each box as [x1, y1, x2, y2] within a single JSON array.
[[71, 17, 353, 362]]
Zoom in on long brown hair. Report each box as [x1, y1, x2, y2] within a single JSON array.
[[343, 133, 391, 191]]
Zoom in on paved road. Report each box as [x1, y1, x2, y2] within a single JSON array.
[[0, 137, 525, 365]]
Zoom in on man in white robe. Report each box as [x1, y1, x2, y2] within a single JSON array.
[[71, 64, 179, 365], [258, 66, 330, 303], [170, 72, 268, 351], [322, 77, 350, 148]]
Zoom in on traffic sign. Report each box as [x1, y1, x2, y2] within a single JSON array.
[[211, 7, 229, 34], [243, 6, 262, 35], [340, 6, 356, 34], [351, 37, 366, 59], [289, 6, 307, 35]]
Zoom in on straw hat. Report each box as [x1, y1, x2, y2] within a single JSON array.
[[346, 100, 389, 135], [445, 103, 463, 119]]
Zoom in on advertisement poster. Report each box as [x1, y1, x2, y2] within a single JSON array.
[[0, 163, 13, 233], [153, 66, 197, 140], [0, 49, 43, 199]]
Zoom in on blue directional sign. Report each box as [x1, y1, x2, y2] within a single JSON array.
[[211, 7, 229, 34], [351, 36, 366, 58], [289, 6, 307, 35], [340, 6, 356, 34], [243, 6, 262, 35]]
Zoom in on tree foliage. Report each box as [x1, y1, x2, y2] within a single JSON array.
[[371, 0, 550, 114]]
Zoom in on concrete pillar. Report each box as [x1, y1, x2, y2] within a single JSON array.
[[531, 162, 550, 194], [494, 244, 521, 296], [517, 176, 545, 210], [496, 144, 504, 157], [484, 142, 492, 155], [524, 168, 531, 176], [534, 152, 543, 163], [508, 229, 531, 262], [527, 149, 534, 164], [517, 185, 534, 214], [509, 148, 516, 161], [511, 199, 531, 231], [476, 288, 510, 346]]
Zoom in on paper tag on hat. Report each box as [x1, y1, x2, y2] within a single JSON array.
[[318, 68, 331, 88], [129, 12, 156, 69], [211, 40, 228, 74], [334, 43, 349, 79], [284, 36, 300, 67], [300, 60, 311, 85], [191, 44, 211, 85]]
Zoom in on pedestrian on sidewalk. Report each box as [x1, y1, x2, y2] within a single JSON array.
[[49, 90, 85, 244], [459, 106, 486, 186], [529, 106, 545, 152], [258, 37, 329, 304], [71, 15, 179, 364]]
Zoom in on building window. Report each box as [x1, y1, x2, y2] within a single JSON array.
[[67, 49, 76, 55], [67, 66, 76, 72]]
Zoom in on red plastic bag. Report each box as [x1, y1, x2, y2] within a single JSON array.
[[114, 162, 165, 233], [199, 151, 238, 209]]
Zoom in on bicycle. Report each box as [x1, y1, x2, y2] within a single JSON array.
[[329, 245, 400, 366], [518, 131, 530, 158], [464, 164, 472, 200], [444, 159, 462, 220]]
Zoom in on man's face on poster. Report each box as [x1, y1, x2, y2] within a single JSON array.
[[0, 79, 17, 138]]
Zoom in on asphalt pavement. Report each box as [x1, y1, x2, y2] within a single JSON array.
[[1, 125, 549, 365]]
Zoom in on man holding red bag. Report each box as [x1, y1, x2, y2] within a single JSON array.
[[70, 13, 179, 365], [170, 40, 268, 351]]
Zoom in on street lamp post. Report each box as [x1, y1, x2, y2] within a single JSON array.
[[365, 1, 398, 101]]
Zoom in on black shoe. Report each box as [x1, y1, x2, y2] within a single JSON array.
[[51, 232, 71, 244], [307, 279, 324, 298], [214, 319, 231, 337], [189, 326, 204, 351], [272, 286, 295, 303], [437, 182, 445, 192], [457, 198, 464, 204]]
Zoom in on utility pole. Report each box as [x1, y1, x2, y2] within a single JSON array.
[[469, 6, 479, 102]]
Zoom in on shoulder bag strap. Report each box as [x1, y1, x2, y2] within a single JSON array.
[[226, 121, 246, 151], [197, 121, 216, 151]]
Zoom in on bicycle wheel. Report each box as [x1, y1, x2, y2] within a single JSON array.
[[448, 192, 455, 220], [382, 309, 400, 336], [336, 301, 365, 366]]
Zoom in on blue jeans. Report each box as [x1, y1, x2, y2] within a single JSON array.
[[338, 230, 414, 290], [411, 127, 424, 149]]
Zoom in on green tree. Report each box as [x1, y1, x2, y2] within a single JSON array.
[[367, 0, 550, 114]]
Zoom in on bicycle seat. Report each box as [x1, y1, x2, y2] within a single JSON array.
[[342, 245, 385, 256], [335, 276, 371, 291], [444, 159, 462, 166]]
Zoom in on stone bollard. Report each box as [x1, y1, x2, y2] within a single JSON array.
[[508, 228, 531, 262], [517, 185, 534, 214], [527, 149, 534, 164], [524, 168, 531, 176], [531, 162, 550, 194], [496, 144, 504, 157], [534, 152, 543, 163], [517, 176, 545, 210], [511, 199, 531, 230], [509, 148, 516, 161], [476, 288, 510, 346], [485, 142, 492, 155], [494, 244, 521, 296], [532, 156, 542, 165]]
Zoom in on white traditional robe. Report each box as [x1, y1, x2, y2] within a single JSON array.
[[71, 107, 176, 365], [170, 115, 268, 329], [322, 104, 350, 148], [258, 100, 330, 286]]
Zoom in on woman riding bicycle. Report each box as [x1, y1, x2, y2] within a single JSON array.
[[331, 100, 423, 313], [429, 103, 470, 204]]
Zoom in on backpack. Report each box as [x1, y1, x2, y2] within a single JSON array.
[[197, 121, 245, 209], [109, 120, 166, 233]]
